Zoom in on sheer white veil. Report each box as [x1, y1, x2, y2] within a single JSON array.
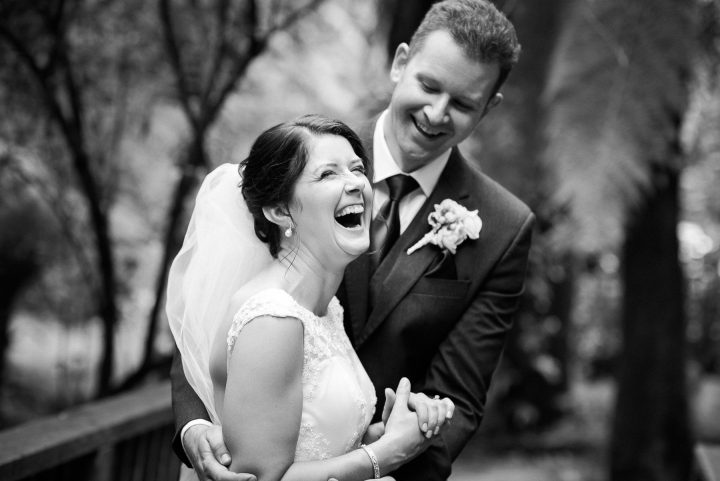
[[166, 163, 273, 422]]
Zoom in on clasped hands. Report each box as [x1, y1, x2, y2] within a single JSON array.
[[183, 378, 454, 481], [363, 378, 454, 446]]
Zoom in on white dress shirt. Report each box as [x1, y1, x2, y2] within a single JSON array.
[[372, 110, 450, 233]]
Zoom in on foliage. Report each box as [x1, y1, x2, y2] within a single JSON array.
[[682, 0, 720, 374], [542, 0, 693, 255], [0, 0, 383, 416], [0, 0, 167, 395]]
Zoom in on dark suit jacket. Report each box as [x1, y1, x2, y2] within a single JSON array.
[[170, 145, 534, 481], [338, 147, 534, 480]]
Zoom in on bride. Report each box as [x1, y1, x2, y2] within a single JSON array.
[[167, 114, 453, 481]]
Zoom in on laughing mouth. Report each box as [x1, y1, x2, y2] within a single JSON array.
[[413, 117, 445, 138], [335, 204, 364, 229]]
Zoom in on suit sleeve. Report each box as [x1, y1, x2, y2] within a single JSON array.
[[170, 346, 212, 466], [394, 211, 535, 481]]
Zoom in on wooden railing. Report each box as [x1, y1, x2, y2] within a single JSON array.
[[0, 380, 180, 481], [1, 379, 718, 481]]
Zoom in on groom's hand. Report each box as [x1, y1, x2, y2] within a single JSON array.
[[382, 388, 454, 438], [184, 424, 257, 481]]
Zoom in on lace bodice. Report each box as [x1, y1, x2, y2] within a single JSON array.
[[226, 288, 377, 461]]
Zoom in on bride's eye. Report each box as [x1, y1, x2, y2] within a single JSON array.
[[319, 170, 335, 179]]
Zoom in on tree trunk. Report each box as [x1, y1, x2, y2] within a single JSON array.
[[132, 138, 206, 387], [0, 258, 38, 411], [382, 0, 436, 60], [611, 165, 692, 481], [67, 142, 119, 399]]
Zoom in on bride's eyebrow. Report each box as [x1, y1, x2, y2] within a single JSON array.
[[311, 158, 362, 173], [313, 161, 339, 171]]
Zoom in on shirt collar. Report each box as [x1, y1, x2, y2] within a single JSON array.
[[372, 110, 450, 197]]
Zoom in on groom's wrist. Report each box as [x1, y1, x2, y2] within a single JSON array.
[[181, 419, 214, 456]]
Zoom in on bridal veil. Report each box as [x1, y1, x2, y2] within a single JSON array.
[[166, 163, 272, 422]]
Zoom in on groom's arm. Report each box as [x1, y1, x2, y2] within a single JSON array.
[[394, 211, 535, 481], [170, 347, 212, 466], [171, 348, 261, 481]]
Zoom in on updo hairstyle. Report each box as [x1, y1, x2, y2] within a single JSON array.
[[239, 114, 370, 258]]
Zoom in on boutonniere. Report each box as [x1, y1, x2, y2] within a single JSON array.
[[407, 199, 482, 255]]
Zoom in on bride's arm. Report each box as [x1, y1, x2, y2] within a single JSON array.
[[222, 315, 431, 481], [222, 314, 304, 481]]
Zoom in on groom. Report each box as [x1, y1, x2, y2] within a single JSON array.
[[171, 1, 534, 480]]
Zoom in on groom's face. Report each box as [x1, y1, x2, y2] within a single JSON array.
[[384, 29, 502, 173]]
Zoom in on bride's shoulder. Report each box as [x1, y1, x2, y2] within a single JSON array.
[[226, 287, 302, 359], [229, 286, 296, 319]]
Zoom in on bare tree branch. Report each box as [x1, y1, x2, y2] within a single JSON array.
[[200, 0, 232, 113], [204, 0, 326, 123], [204, 36, 263, 124], [1, 151, 96, 290], [158, 0, 200, 132], [267, 0, 325, 37], [0, 2, 119, 396]]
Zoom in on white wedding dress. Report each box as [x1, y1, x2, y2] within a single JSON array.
[[179, 288, 376, 481], [226, 288, 377, 461]]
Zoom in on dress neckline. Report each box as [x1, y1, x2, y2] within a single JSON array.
[[247, 287, 335, 319]]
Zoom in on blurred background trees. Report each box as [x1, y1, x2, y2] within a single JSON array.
[[1, 0, 720, 480]]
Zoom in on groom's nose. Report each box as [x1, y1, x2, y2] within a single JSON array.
[[424, 94, 450, 125]]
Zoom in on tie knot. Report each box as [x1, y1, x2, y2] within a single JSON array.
[[386, 174, 418, 201]]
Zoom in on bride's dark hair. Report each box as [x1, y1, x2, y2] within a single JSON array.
[[240, 114, 370, 257]]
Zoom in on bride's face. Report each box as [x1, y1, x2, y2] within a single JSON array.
[[288, 134, 372, 264]]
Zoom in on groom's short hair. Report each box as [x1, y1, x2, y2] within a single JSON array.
[[408, 0, 521, 96]]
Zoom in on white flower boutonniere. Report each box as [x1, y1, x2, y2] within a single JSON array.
[[407, 199, 482, 255]]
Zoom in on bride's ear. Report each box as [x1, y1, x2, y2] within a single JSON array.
[[262, 204, 292, 231]]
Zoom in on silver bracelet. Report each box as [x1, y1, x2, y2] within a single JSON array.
[[360, 444, 381, 479]]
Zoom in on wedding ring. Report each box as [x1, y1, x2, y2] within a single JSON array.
[[433, 395, 440, 400]]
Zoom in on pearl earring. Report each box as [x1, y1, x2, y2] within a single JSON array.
[[284, 225, 293, 238]]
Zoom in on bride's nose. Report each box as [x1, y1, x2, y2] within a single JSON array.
[[344, 175, 363, 193]]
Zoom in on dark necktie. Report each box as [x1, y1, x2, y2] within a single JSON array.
[[369, 174, 419, 271]]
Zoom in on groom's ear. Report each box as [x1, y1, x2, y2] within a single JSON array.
[[390, 43, 410, 83], [262, 204, 291, 229]]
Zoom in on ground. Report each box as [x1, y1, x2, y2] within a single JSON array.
[[449, 381, 610, 480]]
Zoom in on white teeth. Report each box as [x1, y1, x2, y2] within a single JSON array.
[[336, 204, 364, 216], [417, 122, 441, 136]]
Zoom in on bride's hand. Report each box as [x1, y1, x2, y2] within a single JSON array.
[[367, 378, 450, 474], [381, 387, 454, 438], [362, 421, 386, 444], [377, 377, 426, 462]]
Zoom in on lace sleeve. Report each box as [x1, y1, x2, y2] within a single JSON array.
[[227, 289, 304, 358]]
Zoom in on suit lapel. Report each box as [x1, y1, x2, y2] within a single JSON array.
[[356, 149, 472, 346], [344, 254, 370, 343], [342, 116, 378, 343]]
